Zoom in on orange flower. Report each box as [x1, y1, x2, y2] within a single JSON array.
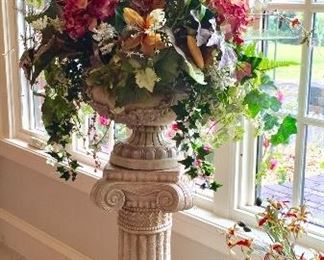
[[232, 239, 253, 249], [122, 7, 166, 56], [187, 35, 204, 69]]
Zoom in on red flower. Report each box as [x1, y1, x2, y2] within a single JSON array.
[[64, 0, 119, 39], [171, 122, 180, 131], [208, 0, 250, 45], [232, 239, 253, 248], [285, 210, 298, 218], [271, 242, 283, 253], [317, 253, 324, 260], [290, 17, 301, 28], [258, 216, 269, 226]]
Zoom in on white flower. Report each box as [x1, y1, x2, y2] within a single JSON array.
[[135, 67, 160, 93], [31, 16, 49, 31], [31, 16, 64, 33], [93, 23, 117, 55], [93, 23, 117, 42], [145, 9, 166, 33]]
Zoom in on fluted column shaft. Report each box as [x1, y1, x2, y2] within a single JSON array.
[[118, 209, 172, 260]]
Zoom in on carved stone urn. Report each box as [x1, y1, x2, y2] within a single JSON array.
[[88, 86, 193, 260], [87, 85, 180, 170]]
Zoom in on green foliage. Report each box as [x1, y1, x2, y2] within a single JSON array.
[[154, 49, 182, 86], [263, 114, 279, 131], [26, 0, 45, 8], [243, 90, 281, 118], [41, 59, 87, 180], [210, 181, 223, 192], [271, 116, 297, 145], [257, 58, 299, 71], [25, 0, 61, 23], [320, 161, 324, 169]]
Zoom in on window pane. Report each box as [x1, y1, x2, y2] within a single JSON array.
[[18, 1, 45, 133], [263, 12, 303, 114], [308, 13, 324, 119], [304, 126, 324, 226], [256, 138, 295, 204]]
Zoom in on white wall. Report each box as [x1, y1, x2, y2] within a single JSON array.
[[0, 156, 226, 260]]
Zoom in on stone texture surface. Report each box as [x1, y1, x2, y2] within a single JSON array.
[[91, 165, 193, 260]]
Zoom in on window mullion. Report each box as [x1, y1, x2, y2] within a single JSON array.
[[292, 3, 313, 207]]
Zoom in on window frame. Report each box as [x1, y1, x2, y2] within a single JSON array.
[[208, 0, 324, 250]]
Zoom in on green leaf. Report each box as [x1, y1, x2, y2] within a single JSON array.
[[239, 55, 262, 71], [26, 0, 44, 8], [180, 156, 194, 168], [114, 4, 127, 33], [257, 58, 298, 72], [270, 116, 297, 145], [25, 0, 61, 23], [269, 96, 281, 112], [183, 61, 206, 85], [210, 181, 223, 192], [164, 28, 206, 85], [155, 49, 181, 85], [244, 90, 282, 118], [320, 161, 324, 169], [263, 114, 279, 131]]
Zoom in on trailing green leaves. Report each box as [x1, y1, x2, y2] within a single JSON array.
[[243, 90, 281, 118], [270, 116, 297, 145]]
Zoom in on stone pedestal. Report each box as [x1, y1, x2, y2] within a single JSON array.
[[91, 165, 193, 260]]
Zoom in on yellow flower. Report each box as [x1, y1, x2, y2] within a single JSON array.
[[122, 7, 166, 56]]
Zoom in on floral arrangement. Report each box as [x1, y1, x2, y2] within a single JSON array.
[[225, 200, 324, 260], [20, 0, 300, 189]]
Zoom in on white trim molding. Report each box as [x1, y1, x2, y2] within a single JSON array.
[[0, 208, 93, 260]]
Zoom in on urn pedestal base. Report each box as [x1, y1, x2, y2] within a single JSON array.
[[91, 165, 193, 260], [110, 126, 179, 171]]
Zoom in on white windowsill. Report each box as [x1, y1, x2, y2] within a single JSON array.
[[0, 138, 322, 258]]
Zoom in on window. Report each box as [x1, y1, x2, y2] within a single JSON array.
[[189, 0, 324, 251], [254, 4, 324, 227], [226, 0, 324, 249], [14, 0, 119, 168]]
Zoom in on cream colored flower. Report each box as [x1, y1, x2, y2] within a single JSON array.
[[135, 67, 160, 93]]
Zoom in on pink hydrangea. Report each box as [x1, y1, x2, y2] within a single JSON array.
[[208, 0, 250, 45], [203, 144, 213, 153], [263, 138, 270, 149], [276, 90, 285, 103], [269, 158, 278, 171], [194, 159, 203, 168], [63, 0, 119, 39], [98, 115, 110, 125]]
